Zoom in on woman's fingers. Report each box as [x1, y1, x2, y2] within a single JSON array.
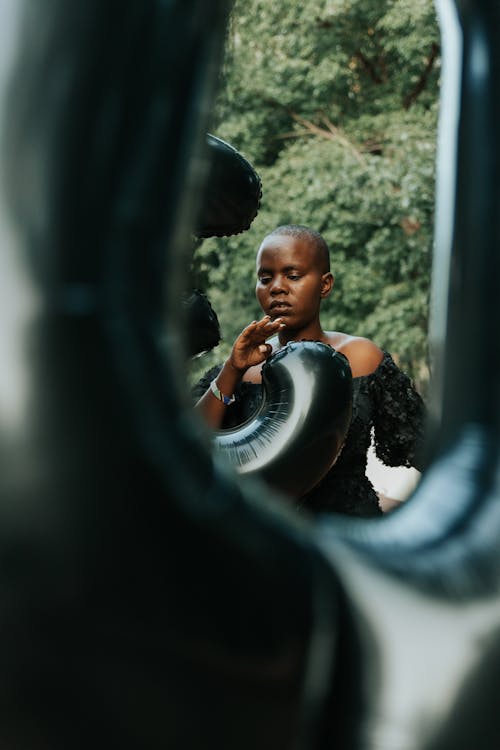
[[241, 315, 285, 341], [258, 343, 272, 355]]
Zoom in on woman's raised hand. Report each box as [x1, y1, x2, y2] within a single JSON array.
[[195, 315, 285, 428], [229, 315, 285, 372]]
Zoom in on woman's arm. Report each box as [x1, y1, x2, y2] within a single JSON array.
[[195, 315, 285, 428]]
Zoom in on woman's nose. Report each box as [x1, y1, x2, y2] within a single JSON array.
[[270, 275, 286, 293]]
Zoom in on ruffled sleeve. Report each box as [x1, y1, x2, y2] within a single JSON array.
[[368, 353, 426, 471]]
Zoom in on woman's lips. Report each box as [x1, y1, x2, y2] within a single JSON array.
[[269, 302, 291, 316]]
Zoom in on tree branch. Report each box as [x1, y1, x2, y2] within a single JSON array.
[[355, 50, 384, 84], [280, 112, 366, 165], [403, 42, 440, 109]]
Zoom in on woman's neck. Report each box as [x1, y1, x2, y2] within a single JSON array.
[[277, 323, 327, 348]]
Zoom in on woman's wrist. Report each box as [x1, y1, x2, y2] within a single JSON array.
[[210, 358, 244, 400], [209, 378, 236, 405], [225, 356, 247, 377]]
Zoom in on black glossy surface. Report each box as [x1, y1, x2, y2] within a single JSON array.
[[0, 0, 499, 748], [182, 288, 221, 356], [0, 2, 343, 748], [195, 133, 262, 238], [214, 341, 353, 498]]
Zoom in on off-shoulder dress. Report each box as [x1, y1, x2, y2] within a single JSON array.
[[193, 352, 425, 518]]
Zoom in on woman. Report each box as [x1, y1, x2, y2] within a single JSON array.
[[194, 224, 425, 517]]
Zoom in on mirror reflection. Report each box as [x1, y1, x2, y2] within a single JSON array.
[[188, 0, 440, 519]]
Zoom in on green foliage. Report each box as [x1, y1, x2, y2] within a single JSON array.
[[192, 0, 440, 390]]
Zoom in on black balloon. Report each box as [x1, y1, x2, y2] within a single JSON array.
[[195, 133, 262, 238], [185, 134, 262, 359], [214, 341, 353, 498], [1, 0, 500, 748], [182, 288, 221, 356]]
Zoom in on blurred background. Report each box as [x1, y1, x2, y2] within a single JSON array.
[[189, 0, 440, 398]]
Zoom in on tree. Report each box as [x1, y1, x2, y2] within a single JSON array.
[[191, 0, 440, 392]]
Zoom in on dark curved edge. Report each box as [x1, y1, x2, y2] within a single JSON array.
[[0, 0, 499, 748], [182, 288, 221, 356], [213, 341, 353, 499], [311, 3, 500, 743], [195, 133, 263, 238], [315, 0, 500, 598], [0, 2, 347, 748]]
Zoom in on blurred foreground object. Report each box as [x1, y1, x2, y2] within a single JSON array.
[[0, 0, 500, 748], [0, 1, 340, 748]]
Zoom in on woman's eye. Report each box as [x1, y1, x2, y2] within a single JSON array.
[[259, 276, 271, 285], [288, 274, 301, 281]]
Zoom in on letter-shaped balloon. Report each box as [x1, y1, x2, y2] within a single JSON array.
[[214, 341, 353, 499]]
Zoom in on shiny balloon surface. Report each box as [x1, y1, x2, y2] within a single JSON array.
[[195, 133, 262, 238], [1, 0, 500, 748], [214, 341, 353, 498]]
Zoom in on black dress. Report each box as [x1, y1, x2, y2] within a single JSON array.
[[193, 352, 426, 518]]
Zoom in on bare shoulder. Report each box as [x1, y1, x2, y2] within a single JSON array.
[[342, 337, 384, 377], [327, 333, 383, 377]]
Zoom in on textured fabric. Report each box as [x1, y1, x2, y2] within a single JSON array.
[[193, 352, 426, 518]]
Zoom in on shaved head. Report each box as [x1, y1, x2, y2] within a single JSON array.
[[264, 225, 331, 273]]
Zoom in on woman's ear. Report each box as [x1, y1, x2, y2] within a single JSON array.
[[321, 272, 334, 298]]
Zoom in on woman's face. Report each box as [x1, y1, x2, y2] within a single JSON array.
[[255, 234, 332, 331]]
